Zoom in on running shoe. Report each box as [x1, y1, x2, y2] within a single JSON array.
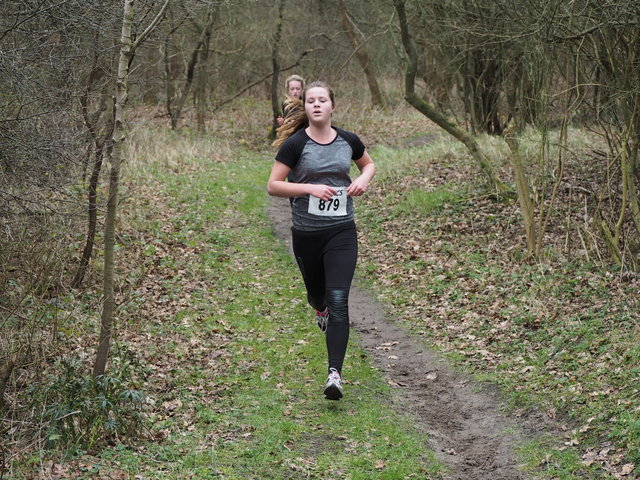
[[323, 367, 344, 400], [314, 307, 329, 333]]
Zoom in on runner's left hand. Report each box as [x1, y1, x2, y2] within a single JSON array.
[[346, 178, 368, 197]]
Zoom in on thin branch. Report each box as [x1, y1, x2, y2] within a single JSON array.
[[132, 0, 171, 51], [211, 48, 320, 113], [0, 0, 68, 43], [555, 20, 639, 43]]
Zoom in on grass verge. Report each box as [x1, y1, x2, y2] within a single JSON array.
[[357, 140, 640, 479]]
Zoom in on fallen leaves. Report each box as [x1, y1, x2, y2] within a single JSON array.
[[357, 147, 640, 477], [581, 445, 636, 478], [376, 341, 399, 351], [620, 464, 636, 476], [161, 398, 183, 412], [374, 459, 386, 470]]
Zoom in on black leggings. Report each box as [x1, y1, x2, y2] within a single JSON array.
[[292, 222, 357, 374]]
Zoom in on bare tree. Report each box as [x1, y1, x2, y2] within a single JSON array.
[[71, 29, 116, 289], [163, 2, 218, 130], [94, 0, 170, 377], [1, 0, 122, 406], [269, 0, 286, 140], [393, 0, 510, 197], [195, 6, 218, 132], [563, 2, 640, 268], [338, 0, 384, 108]]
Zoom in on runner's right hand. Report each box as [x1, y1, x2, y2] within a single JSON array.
[[308, 184, 337, 201]]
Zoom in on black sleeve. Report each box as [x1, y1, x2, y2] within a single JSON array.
[[275, 131, 306, 168], [336, 128, 366, 160]]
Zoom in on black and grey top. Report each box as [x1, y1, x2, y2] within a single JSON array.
[[275, 127, 366, 231]]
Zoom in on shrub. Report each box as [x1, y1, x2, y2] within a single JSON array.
[[38, 346, 146, 452]]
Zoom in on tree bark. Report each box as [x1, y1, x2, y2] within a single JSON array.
[[72, 33, 114, 289], [269, 0, 286, 140], [393, 0, 510, 197], [338, 0, 384, 108], [196, 10, 216, 133], [94, 0, 134, 378], [166, 4, 217, 131], [625, 94, 640, 238], [71, 134, 109, 289], [94, 0, 169, 377], [164, 35, 176, 129], [505, 134, 536, 255]]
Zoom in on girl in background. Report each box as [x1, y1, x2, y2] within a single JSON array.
[[276, 74, 305, 127]]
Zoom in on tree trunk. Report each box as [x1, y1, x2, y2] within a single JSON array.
[[167, 5, 217, 131], [504, 135, 536, 255], [94, 0, 169, 377], [94, 0, 134, 377], [196, 12, 215, 133], [625, 94, 640, 238], [338, 0, 384, 108], [169, 41, 200, 130], [393, 0, 510, 197], [164, 35, 176, 130], [72, 56, 114, 288], [71, 138, 108, 289], [269, 0, 285, 140]]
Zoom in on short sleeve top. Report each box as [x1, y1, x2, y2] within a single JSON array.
[[275, 127, 366, 231]]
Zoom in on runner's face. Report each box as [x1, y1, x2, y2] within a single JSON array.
[[304, 87, 334, 125], [287, 80, 302, 98]]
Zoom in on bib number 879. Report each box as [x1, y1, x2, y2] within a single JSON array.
[[308, 187, 347, 216], [318, 198, 340, 212]]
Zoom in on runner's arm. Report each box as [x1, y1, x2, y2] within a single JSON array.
[[267, 160, 337, 201], [346, 151, 375, 197]]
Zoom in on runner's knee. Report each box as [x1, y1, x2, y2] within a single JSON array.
[[326, 289, 349, 325]]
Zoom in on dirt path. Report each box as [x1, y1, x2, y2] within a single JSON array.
[[268, 196, 547, 480]]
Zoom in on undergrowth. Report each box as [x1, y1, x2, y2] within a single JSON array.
[[356, 138, 640, 479], [4, 119, 446, 479], [40, 345, 146, 452]]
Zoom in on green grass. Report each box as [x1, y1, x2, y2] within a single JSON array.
[[9, 116, 639, 479], [356, 143, 640, 479], [9, 127, 445, 479], [394, 186, 464, 216]]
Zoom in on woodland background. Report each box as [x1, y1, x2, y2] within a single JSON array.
[[1, 0, 639, 477]]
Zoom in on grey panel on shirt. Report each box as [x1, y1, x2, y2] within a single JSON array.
[[275, 128, 365, 231]]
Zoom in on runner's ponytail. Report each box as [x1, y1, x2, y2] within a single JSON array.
[[272, 97, 307, 148]]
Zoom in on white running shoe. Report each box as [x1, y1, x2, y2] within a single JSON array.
[[314, 307, 329, 333], [323, 368, 344, 400]]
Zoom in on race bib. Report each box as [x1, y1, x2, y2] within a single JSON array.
[[308, 187, 347, 216]]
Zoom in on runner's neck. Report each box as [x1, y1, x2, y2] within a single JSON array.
[[306, 125, 336, 145]]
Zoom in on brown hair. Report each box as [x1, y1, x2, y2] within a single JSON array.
[[272, 81, 334, 148]]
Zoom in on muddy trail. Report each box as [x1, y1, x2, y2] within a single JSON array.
[[268, 196, 553, 480]]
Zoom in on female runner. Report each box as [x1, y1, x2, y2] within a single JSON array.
[[276, 74, 305, 126], [267, 81, 375, 400]]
